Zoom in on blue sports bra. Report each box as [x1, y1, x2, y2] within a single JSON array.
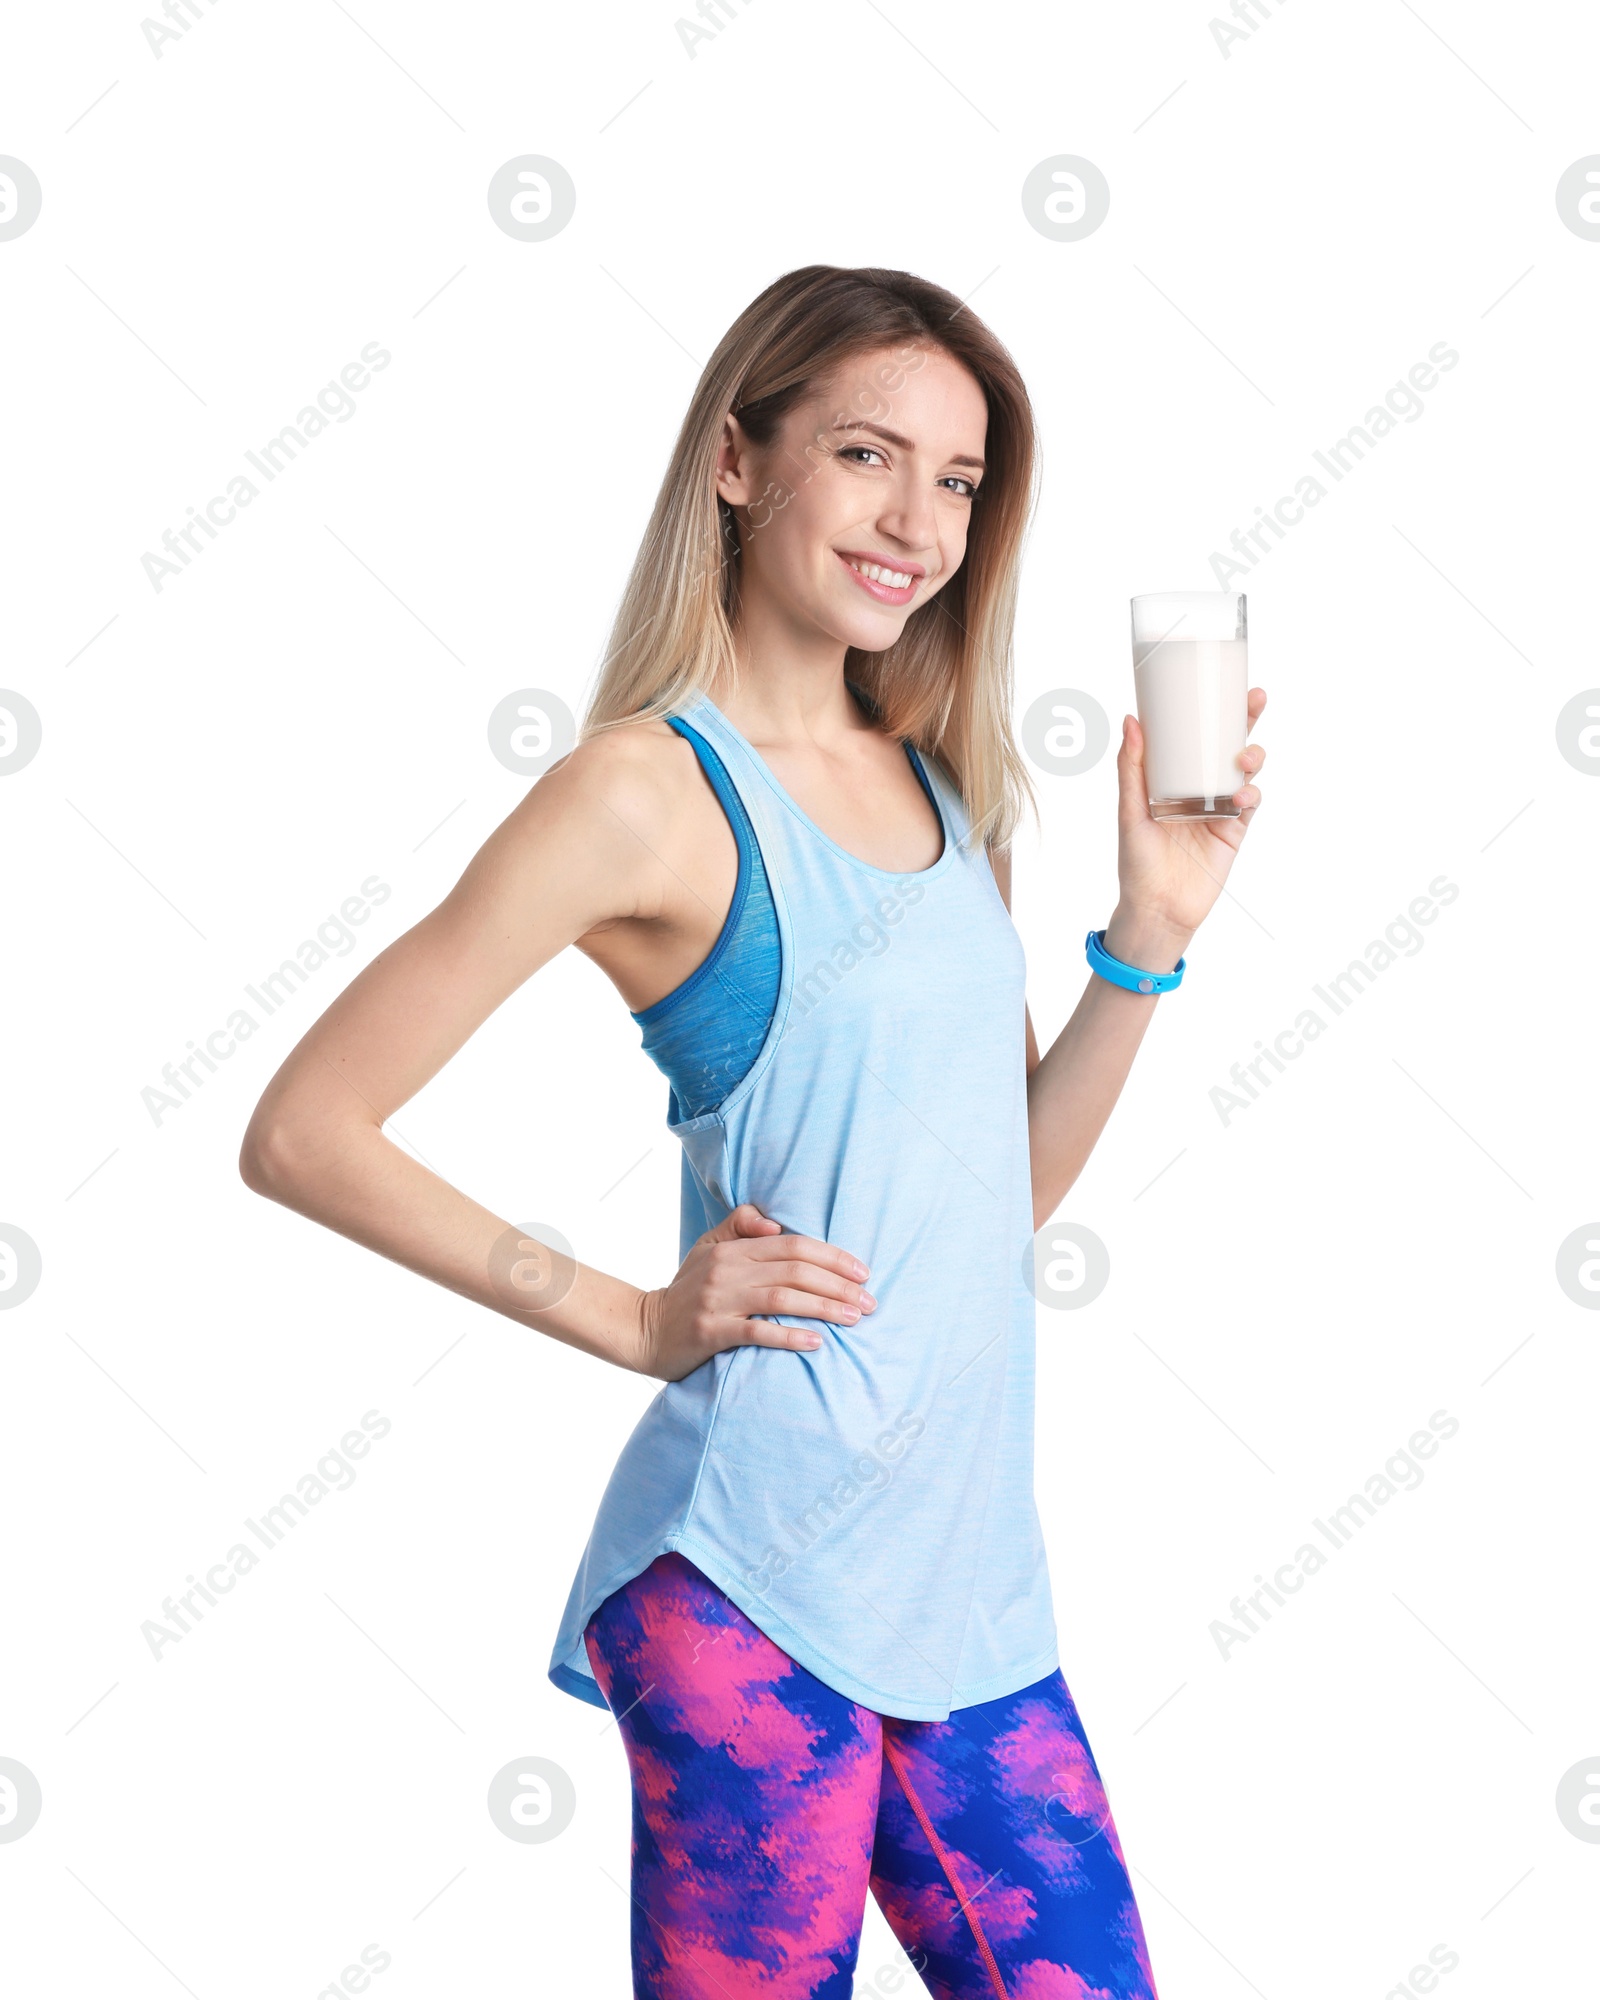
[[633, 715, 940, 1121]]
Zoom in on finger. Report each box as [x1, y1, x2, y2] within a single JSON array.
[[738, 1318, 824, 1353], [1246, 686, 1267, 732], [745, 1284, 868, 1325], [745, 1256, 872, 1305], [740, 1280, 868, 1328], [1115, 714, 1151, 831], [741, 1266, 873, 1315], [708, 1202, 785, 1243], [1234, 742, 1266, 775], [745, 1231, 870, 1282]]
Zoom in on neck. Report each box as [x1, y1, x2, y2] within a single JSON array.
[[713, 591, 868, 748]]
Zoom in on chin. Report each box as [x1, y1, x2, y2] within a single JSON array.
[[827, 602, 910, 654]]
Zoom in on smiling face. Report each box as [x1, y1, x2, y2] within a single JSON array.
[[714, 344, 990, 656]]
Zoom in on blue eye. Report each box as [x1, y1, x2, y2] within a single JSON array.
[[840, 446, 978, 500]]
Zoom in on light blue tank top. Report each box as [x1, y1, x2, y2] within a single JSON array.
[[549, 692, 1057, 1721], [632, 713, 941, 1122]]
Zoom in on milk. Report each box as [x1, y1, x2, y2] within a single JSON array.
[[1133, 636, 1248, 816]]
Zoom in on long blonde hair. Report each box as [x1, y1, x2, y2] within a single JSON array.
[[581, 265, 1039, 849]]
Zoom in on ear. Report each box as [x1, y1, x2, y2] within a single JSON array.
[[713, 410, 759, 509]]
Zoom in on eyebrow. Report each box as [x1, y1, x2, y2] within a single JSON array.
[[831, 417, 986, 473]]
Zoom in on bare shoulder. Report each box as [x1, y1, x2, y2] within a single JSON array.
[[526, 714, 708, 851], [463, 711, 716, 932], [557, 713, 695, 802]]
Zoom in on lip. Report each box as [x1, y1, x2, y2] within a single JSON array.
[[835, 549, 925, 606]]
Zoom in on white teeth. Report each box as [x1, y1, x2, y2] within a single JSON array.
[[847, 558, 915, 589]]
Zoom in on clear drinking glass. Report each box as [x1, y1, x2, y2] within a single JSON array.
[[1130, 591, 1249, 821]]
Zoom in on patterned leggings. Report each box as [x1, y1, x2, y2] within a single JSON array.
[[584, 1552, 1159, 2000]]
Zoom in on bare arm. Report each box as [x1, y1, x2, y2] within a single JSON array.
[[239, 726, 873, 1379], [996, 692, 1267, 1230], [990, 850, 1185, 1233]]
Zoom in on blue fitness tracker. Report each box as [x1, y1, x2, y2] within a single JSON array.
[[1085, 927, 1186, 995]]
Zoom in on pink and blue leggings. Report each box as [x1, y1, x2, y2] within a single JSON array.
[[584, 1552, 1160, 1999]]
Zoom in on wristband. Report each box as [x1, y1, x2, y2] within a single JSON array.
[[1085, 927, 1186, 995]]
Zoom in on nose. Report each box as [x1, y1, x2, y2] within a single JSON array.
[[874, 469, 938, 561]]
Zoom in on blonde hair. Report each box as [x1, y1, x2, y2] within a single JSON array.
[[581, 264, 1039, 849]]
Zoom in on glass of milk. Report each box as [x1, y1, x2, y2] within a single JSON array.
[[1130, 591, 1249, 820]]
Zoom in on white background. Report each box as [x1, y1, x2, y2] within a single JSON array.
[[2, 1, 1597, 1995]]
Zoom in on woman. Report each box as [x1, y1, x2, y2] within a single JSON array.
[[242, 264, 1265, 1998]]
